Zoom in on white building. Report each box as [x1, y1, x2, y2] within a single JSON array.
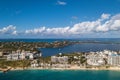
[[19, 52, 26, 59], [86, 50, 120, 66], [87, 52, 106, 66], [7, 51, 41, 60], [7, 53, 19, 60], [25, 53, 34, 59], [51, 56, 68, 64], [7, 54, 12, 60], [103, 50, 117, 56], [104, 50, 120, 66], [31, 60, 39, 67], [108, 55, 120, 66], [7, 52, 29, 60]]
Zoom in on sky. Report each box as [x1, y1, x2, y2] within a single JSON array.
[[0, 0, 120, 38]]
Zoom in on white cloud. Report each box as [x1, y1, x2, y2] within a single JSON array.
[[1, 13, 120, 38], [12, 31, 17, 35], [25, 26, 70, 36], [101, 13, 111, 20], [25, 13, 120, 37], [57, 1, 67, 5], [0, 25, 17, 35], [25, 27, 46, 34]]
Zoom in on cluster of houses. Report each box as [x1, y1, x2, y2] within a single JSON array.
[[51, 54, 70, 68], [0, 50, 42, 60], [1, 49, 120, 68], [86, 50, 120, 67], [51, 54, 68, 64], [50, 50, 120, 68], [29, 50, 120, 68]]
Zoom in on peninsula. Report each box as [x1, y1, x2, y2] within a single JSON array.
[[0, 47, 120, 71]]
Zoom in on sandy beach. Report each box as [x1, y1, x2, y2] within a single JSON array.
[[6, 66, 120, 71]]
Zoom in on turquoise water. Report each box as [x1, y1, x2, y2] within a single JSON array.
[[0, 70, 120, 80]]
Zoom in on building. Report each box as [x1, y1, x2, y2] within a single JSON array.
[[7, 53, 33, 60], [19, 52, 26, 59], [103, 50, 117, 56], [7, 54, 12, 60], [51, 56, 68, 64], [108, 55, 120, 66], [86, 50, 120, 66], [7, 51, 31, 60], [87, 52, 106, 66], [33, 52, 42, 59], [7, 53, 19, 60], [0, 51, 3, 57], [106, 50, 120, 66], [31, 60, 39, 67], [7, 51, 42, 60]]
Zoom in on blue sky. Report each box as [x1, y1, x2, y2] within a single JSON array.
[[0, 0, 120, 38]]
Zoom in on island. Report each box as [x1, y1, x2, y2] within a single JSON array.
[[0, 41, 120, 72]]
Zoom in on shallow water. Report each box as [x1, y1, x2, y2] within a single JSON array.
[[0, 70, 120, 80]]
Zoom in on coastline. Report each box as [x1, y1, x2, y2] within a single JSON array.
[[7, 67, 120, 71]]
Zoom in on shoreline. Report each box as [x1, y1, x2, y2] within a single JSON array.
[[6, 67, 120, 71]]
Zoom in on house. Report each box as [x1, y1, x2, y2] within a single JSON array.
[[19, 52, 26, 59], [25, 53, 34, 60], [31, 60, 39, 67], [33, 52, 42, 59], [7, 54, 12, 60]]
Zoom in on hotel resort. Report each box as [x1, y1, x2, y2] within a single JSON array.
[[0, 49, 120, 69]]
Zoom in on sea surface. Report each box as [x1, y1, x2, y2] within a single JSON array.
[[0, 38, 120, 43], [0, 38, 120, 56], [0, 70, 120, 80]]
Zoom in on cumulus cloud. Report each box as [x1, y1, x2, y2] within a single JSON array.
[[1, 13, 120, 38], [0, 25, 17, 35], [25, 13, 120, 37], [25, 26, 70, 36], [57, 1, 67, 5], [101, 13, 111, 20], [12, 31, 17, 35]]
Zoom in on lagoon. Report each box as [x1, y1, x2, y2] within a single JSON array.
[[0, 38, 120, 56], [40, 43, 120, 56]]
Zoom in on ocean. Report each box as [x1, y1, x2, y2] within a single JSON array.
[[0, 38, 120, 56], [0, 38, 120, 43], [0, 39, 120, 80], [0, 70, 120, 80]]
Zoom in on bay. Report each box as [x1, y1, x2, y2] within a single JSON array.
[[40, 43, 120, 56], [0, 38, 120, 56]]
